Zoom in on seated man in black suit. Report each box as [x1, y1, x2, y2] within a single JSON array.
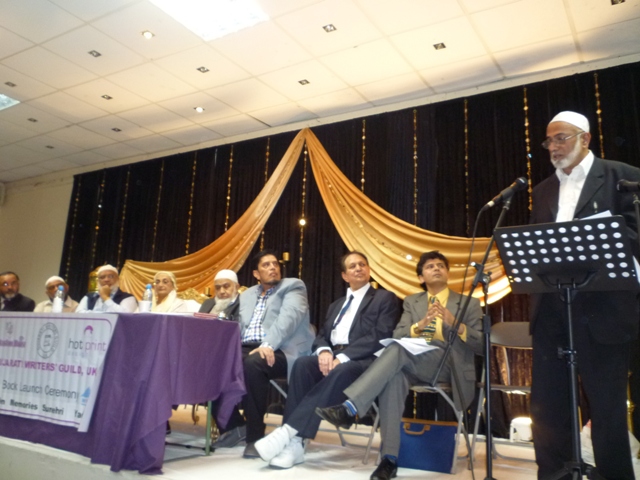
[[0, 271, 35, 312], [254, 251, 400, 468], [199, 269, 240, 320]]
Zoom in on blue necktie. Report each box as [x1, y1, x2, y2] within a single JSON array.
[[333, 294, 354, 327]]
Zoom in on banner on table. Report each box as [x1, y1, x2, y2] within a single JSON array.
[[0, 313, 117, 429]]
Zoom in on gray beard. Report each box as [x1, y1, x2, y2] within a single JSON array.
[[3, 293, 16, 300], [212, 296, 234, 315]]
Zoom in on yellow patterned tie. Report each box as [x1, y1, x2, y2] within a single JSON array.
[[421, 296, 439, 344]]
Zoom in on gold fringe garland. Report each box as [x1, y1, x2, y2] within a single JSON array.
[[260, 138, 270, 250], [116, 167, 131, 269], [413, 109, 418, 226], [464, 99, 470, 236], [361, 119, 366, 193], [185, 152, 197, 255], [298, 147, 308, 278], [64, 177, 82, 281], [150, 160, 164, 262], [523, 87, 533, 211], [594, 73, 605, 159], [89, 171, 106, 269], [224, 146, 234, 232]]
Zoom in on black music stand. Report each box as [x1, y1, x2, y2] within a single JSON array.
[[495, 215, 639, 480]]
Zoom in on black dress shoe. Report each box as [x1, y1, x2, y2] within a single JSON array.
[[370, 457, 398, 480], [315, 404, 355, 429], [243, 442, 260, 458]]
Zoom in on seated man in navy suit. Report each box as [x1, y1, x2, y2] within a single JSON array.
[[254, 251, 400, 468]]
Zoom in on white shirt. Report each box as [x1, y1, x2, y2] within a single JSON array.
[[34, 296, 79, 313], [555, 151, 594, 222], [76, 291, 138, 313]]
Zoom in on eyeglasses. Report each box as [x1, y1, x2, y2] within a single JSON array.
[[2, 282, 18, 287], [541, 132, 584, 150]]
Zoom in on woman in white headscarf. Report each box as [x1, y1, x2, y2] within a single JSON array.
[[151, 271, 194, 313]]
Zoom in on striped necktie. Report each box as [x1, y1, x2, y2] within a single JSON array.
[[333, 294, 354, 327]]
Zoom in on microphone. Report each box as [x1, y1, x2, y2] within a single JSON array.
[[617, 179, 640, 193], [481, 177, 528, 211]]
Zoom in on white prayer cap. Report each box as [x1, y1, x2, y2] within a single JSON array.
[[214, 269, 238, 284], [97, 264, 118, 276], [549, 111, 590, 133], [45, 276, 65, 287]]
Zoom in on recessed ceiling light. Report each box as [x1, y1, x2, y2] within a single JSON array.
[[4, 81, 16, 87], [194, 106, 205, 113], [101, 95, 113, 100], [611, 0, 625, 4], [148, 0, 268, 41], [0, 93, 19, 111], [141, 30, 155, 39], [88, 50, 102, 57], [27, 118, 38, 123], [298, 79, 310, 85], [112, 127, 122, 132], [45, 145, 55, 149], [322, 24, 337, 33], [196, 66, 210, 73], [433, 43, 446, 50]]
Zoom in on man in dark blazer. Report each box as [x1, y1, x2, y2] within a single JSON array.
[[529, 111, 640, 480], [254, 251, 400, 468], [317, 251, 482, 480], [0, 271, 35, 312], [198, 269, 240, 320]]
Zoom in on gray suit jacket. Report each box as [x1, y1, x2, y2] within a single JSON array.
[[394, 289, 483, 409], [238, 277, 315, 378]]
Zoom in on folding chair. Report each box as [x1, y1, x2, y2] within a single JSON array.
[[472, 321, 534, 462]]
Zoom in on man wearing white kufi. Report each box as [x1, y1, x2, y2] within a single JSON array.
[[529, 111, 640, 480], [34, 276, 78, 313], [199, 269, 241, 320], [76, 265, 137, 313]]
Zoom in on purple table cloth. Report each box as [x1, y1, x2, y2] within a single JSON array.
[[0, 313, 245, 474]]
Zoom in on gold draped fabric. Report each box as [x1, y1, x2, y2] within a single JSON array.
[[120, 128, 510, 303]]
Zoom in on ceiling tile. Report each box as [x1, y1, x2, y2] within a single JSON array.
[[33, 158, 83, 172], [50, 0, 138, 22], [0, 26, 34, 60], [357, 0, 464, 36], [495, 36, 579, 77], [0, 170, 24, 182], [0, 65, 57, 101], [420, 55, 504, 93], [206, 78, 288, 112], [458, 0, 521, 14], [211, 21, 311, 76], [64, 78, 150, 113], [320, 39, 414, 86], [124, 135, 182, 154], [158, 91, 240, 124], [276, 0, 382, 57], [578, 18, 640, 63], [80, 115, 154, 141], [356, 72, 433, 105], [59, 150, 110, 166], [258, 60, 348, 101], [0, 164, 51, 181], [160, 124, 223, 147], [567, 0, 640, 32], [202, 115, 268, 137], [0, 144, 51, 167], [16, 135, 83, 158], [0, 103, 69, 134], [298, 88, 370, 117], [258, 0, 324, 18], [249, 103, 317, 127], [92, 1, 203, 60], [391, 16, 488, 70], [154, 44, 251, 90], [107, 63, 198, 102], [43, 26, 147, 77], [118, 104, 194, 133], [0, 0, 83, 43], [46, 126, 116, 150], [471, 0, 572, 52], [91, 142, 145, 160], [0, 118, 40, 144], [3, 47, 97, 90], [28, 92, 109, 124]]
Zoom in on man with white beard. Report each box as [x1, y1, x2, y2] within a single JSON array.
[[199, 269, 241, 320], [76, 265, 137, 313], [529, 111, 640, 480]]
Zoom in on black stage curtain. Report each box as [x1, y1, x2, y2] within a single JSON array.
[[60, 61, 640, 434]]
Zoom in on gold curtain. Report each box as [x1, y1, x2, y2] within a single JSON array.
[[120, 128, 510, 303]]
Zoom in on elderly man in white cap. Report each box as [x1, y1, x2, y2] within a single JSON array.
[[529, 111, 640, 480], [76, 265, 137, 313], [199, 269, 241, 320], [34, 276, 78, 313]]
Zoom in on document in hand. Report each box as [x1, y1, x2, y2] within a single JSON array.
[[374, 338, 439, 357]]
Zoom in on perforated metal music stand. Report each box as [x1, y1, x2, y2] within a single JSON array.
[[494, 215, 639, 480]]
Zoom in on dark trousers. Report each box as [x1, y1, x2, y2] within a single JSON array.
[[531, 313, 633, 480], [283, 354, 366, 439], [214, 344, 288, 443]]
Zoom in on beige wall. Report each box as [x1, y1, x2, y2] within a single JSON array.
[[0, 179, 73, 304]]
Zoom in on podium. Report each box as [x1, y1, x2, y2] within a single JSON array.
[[495, 215, 639, 480]]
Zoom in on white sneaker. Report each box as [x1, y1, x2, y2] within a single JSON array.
[[254, 426, 291, 462], [269, 439, 305, 469]]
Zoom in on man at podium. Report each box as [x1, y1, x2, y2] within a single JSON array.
[[530, 111, 640, 480]]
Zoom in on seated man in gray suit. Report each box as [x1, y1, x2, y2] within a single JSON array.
[[254, 251, 400, 468], [215, 250, 315, 458], [317, 251, 482, 480], [199, 269, 240, 320]]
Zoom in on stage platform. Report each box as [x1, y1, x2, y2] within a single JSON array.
[[0, 406, 542, 480]]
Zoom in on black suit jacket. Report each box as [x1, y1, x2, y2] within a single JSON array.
[[2, 293, 36, 312], [198, 296, 240, 320], [530, 156, 640, 343], [313, 287, 400, 368]]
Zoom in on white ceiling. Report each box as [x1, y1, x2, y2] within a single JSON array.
[[0, 0, 639, 184]]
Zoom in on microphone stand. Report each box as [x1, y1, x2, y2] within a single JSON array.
[[633, 194, 640, 253], [430, 197, 514, 480]]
